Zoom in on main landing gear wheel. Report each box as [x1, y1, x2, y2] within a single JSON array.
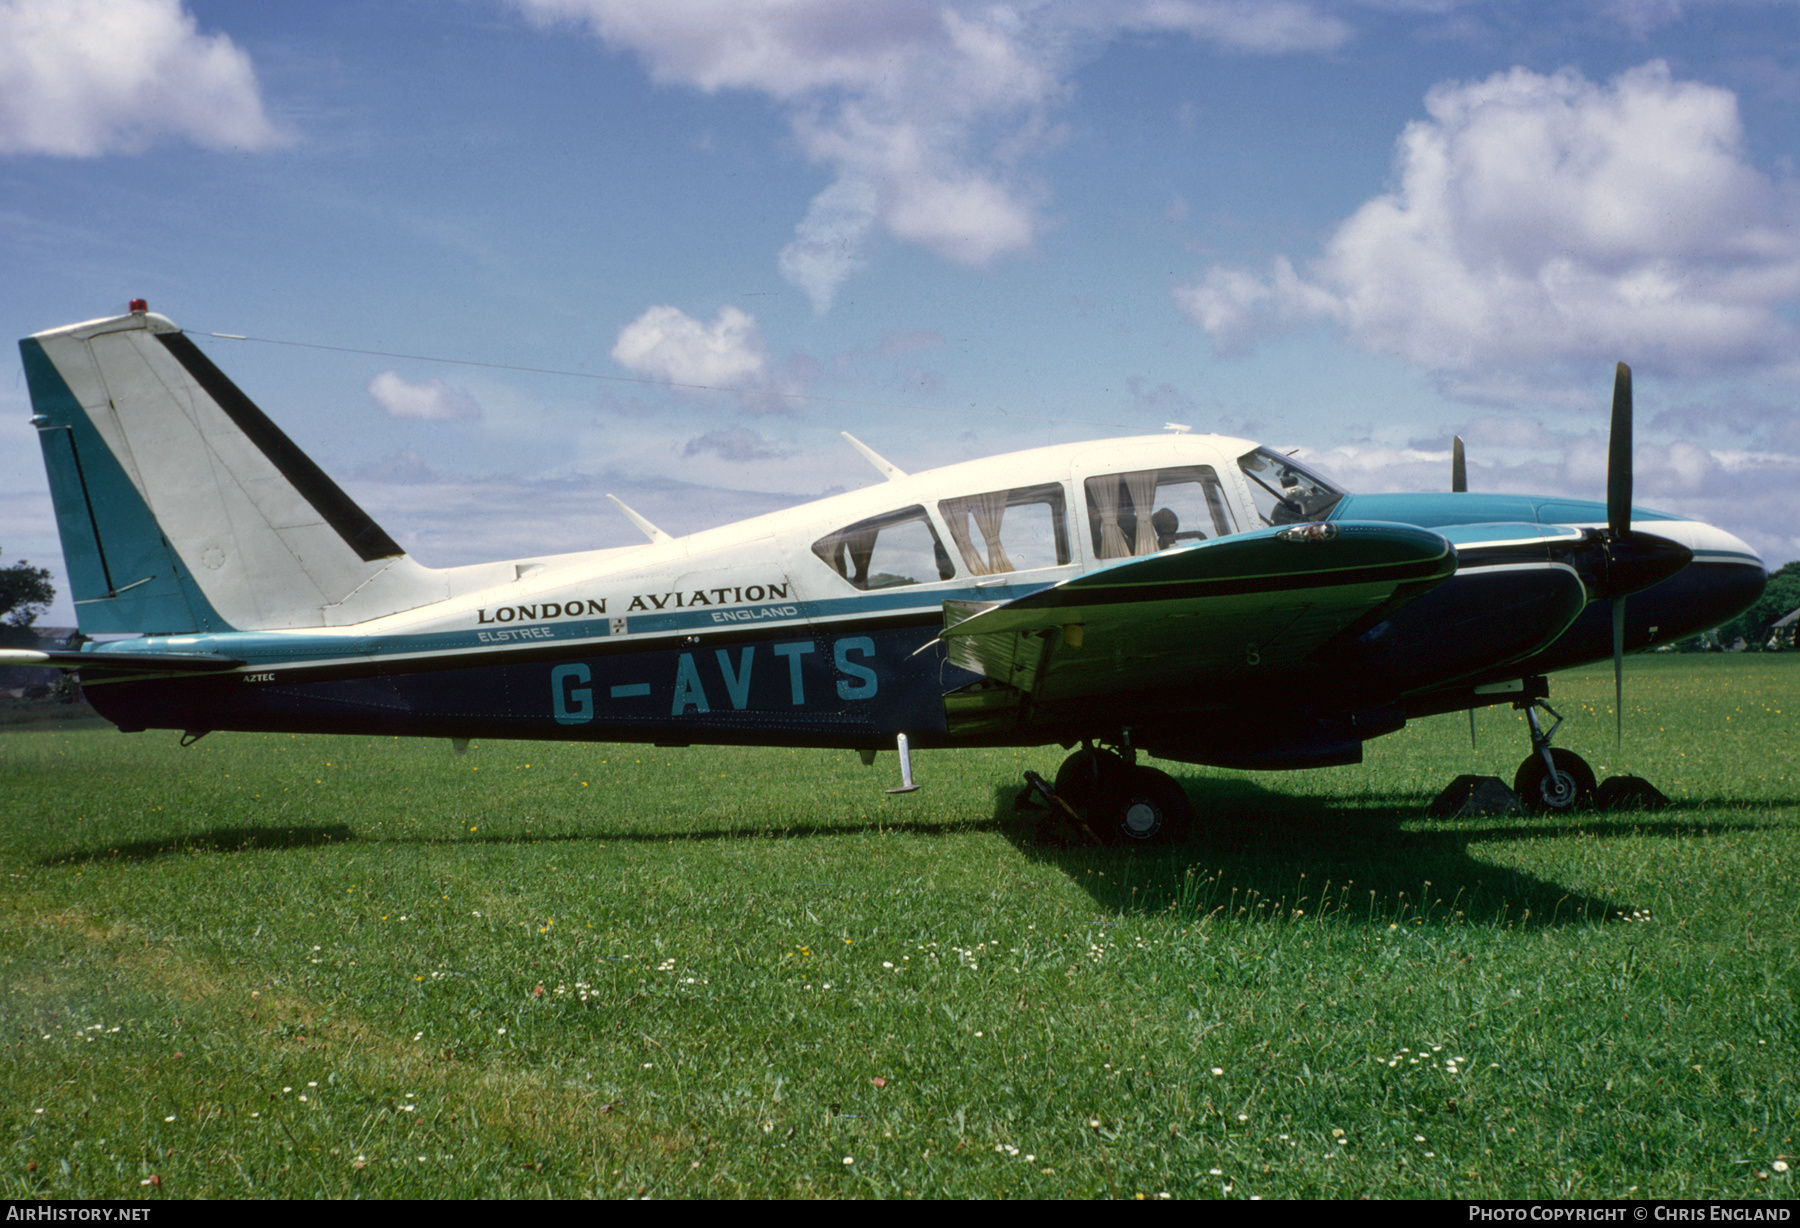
[[1053, 747, 1128, 817], [1099, 766, 1193, 845], [1054, 750, 1193, 845], [1514, 748, 1596, 813]]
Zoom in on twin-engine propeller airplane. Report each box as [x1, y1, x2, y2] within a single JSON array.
[[8, 303, 1768, 841]]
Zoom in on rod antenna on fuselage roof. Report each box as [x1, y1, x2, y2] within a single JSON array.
[[605, 494, 672, 545], [841, 432, 908, 482]]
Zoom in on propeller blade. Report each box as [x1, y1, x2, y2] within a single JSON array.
[[1608, 363, 1636, 744], [1468, 705, 1477, 749], [1452, 436, 1467, 493], [1608, 362, 1633, 539], [1612, 597, 1627, 745]]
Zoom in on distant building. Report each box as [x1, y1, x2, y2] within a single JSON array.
[[1770, 607, 1800, 651]]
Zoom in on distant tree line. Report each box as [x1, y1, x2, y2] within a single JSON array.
[[0, 551, 55, 648], [0, 550, 78, 702], [1673, 560, 1800, 652]]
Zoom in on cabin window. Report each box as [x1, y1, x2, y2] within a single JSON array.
[[812, 506, 955, 590], [1236, 448, 1345, 526], [937, 483, 1070, 577], [1083, 466, 1237, 560]]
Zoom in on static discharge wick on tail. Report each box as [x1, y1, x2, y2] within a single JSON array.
[[5, 302, 1767, 841]]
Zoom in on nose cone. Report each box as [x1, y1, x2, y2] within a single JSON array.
[[1694, 526, 1769, 624], [1627, 521, 1766, 645]]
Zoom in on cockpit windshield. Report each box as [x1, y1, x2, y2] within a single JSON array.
[[1236, 449, 1345, 526]]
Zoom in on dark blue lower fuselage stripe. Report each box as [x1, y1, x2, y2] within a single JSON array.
[[87, 623, 979, 745]]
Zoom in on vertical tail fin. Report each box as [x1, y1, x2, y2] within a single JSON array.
[[21, 305, 444, 634]]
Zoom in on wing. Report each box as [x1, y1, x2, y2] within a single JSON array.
[[938, 521, 1454, 729]]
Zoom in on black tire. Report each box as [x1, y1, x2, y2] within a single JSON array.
[[1053, 748, 1129, 818], [1514, 748, 1596, 812], [1094, 765, 1194, 845]]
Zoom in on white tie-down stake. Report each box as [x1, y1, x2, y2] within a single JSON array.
[[886, 733, 920, 794]]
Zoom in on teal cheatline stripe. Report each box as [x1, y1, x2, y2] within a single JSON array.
[[86, 577, 1067, 669], [19, 338, 233, 636]]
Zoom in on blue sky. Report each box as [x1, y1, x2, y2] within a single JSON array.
[[5, 0, 1799, 626]]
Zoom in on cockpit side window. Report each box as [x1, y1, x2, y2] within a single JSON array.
[[937, 483, 1070, 577], [1236, 449, 1345, 526], [812, 505, 955, 591], [1083, 466, 1237, 561]]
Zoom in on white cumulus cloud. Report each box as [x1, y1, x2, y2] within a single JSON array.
[[368, 372, 483, 422], [611, 305, 769, 389], [777, 176, 880, 315], [514, 0, 1348, 310], [1178, 61, 1800, 382], [0, 0, 285, 156]]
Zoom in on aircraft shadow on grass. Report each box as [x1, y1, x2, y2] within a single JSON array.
[[31, 812, 1012, 866], [39, 823, 356, 867], [31, 777, 1788, 907], [993, 775, 1792, 929]]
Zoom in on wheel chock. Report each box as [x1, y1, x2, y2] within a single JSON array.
[[1428, 774, 1522, 818], [1023, 770, 1104, 845], [1592, 775, 1671, 811]]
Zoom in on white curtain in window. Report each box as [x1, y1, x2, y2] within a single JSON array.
[[972, 489, 1014, 574], [846, 527, 877, 587], [942, 506, 989, 576], [1126, 470, 1159, 556], [1090, 478, 1129, 559]]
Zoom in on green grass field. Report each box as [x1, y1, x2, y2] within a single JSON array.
[[2, 655, 1794, 1199]]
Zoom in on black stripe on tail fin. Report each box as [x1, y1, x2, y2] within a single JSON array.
[[154, 332, 403, 562]]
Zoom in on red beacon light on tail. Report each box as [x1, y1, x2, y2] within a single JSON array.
[[128, 299, 148, 313]]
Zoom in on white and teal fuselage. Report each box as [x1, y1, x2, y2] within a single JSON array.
[[15, 307, 1766, 769]]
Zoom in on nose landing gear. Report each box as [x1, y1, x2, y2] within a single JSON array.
[[1513, 699, 1597, 813]]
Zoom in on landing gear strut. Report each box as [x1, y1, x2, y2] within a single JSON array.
[[1045, 738, 1193, 845], [1513, 699, 1596, 812]]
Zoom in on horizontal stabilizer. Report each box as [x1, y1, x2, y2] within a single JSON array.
[[0, 648, 244, 676]]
